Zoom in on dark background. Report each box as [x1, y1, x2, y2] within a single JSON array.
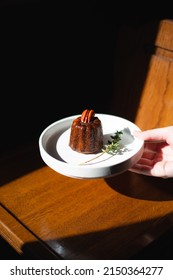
[[1, 1, 173, 154]]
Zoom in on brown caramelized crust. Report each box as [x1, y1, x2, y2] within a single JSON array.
[[69, 109, 103, 153]]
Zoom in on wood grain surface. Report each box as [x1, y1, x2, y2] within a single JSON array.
[[0, 143, 173, 259]]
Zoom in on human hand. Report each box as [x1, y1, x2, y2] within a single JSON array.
[[129, 126, 173, 178]]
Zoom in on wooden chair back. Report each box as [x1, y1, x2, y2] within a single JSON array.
[[111, 19, 173, 130]]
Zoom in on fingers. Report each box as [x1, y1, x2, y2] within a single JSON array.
[[129, 165, 153, 176], [133, 126, 173, 144], [129, 160, 173, 178], [129, 126, 173, 178], [136, 157, 154, 166]]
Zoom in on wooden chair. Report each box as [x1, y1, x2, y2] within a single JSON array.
[[111, 19, 173, 130]]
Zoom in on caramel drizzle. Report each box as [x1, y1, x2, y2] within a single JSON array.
[[81, 109, 95, 123]]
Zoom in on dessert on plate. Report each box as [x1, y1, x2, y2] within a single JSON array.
[[69, 109, 103, 154]]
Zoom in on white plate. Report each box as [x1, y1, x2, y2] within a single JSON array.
[[39, 114, 144, 179]]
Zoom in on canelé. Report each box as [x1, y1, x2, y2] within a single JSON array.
[[69, 109, 103, 153]]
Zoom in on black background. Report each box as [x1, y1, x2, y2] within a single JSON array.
[[1, 1, 173, 153]]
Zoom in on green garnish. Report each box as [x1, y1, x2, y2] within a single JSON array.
[[80, 130, 123, 165], [102, 130, 123, 155]]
